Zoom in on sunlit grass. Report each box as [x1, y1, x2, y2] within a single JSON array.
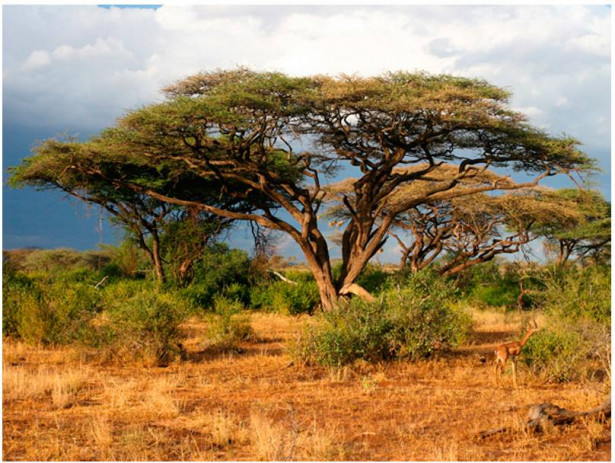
[[3, 311, 610, 461]]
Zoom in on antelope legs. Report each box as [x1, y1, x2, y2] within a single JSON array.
[[494, 356, 519, 388]]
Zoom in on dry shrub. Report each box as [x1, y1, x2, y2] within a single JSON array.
[[89, 414, 114, 449], [137, 375, 186, 419], [249, 411, 298, 460], [207, 410, 238, 448], [205, 296, 256, 350], [102, 377, 138, 409], [296, 422, 347, 461], [249, 408, 346, 461]]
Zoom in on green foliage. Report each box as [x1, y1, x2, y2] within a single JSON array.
[[249, 282, 287, 312], [523, 320, 609, 382], [249, 277, 320, 315], [459, 261, 521, 309], [100, 241, 151, 281], [356, 264, 389, 295], [100, 278, 158, 303], [205, 296, 256, 350], [181, 244, 251, 309], [531, 188, 610, 265], [522, 328, 586, 382], [522, 265, 610, 382], [15, 248, 111, 274], [296, 271, 472, 366], [2, 270, 101, 344], [160, 212, 230, 286], [538, 265, 610, 325], [101, 287, 189, 364], [468, 283, 518, 308], [2, 269, 36, 339]]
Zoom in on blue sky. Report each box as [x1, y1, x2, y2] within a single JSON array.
[[3, 4, 611, 262]]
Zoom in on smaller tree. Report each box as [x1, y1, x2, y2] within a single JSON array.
[[9, 137, 238, 284], [160, 209, 232, 286], [390, 193, 537, 276], [533, 189, 610, 266], [326, 165, 578, 276]]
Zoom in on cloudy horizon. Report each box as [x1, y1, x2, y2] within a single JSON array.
[[3, 4, 611, 262]]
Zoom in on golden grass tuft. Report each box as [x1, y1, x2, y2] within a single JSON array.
[[249, 411, 293, 460], [3, 363, 88, 409]]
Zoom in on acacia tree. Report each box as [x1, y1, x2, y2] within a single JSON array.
[[533, 189, 610, 266], [325, 164, 545, 275], [381, 176, 583, 275], [11, 70, 594, 310], [390, 194, 537, 276], [10, 139, 235, 284]]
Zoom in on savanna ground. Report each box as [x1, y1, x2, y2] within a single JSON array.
[[3, 309, 610, 461]]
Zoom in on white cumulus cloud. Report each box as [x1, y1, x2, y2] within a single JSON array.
[[3, 5, 610, 154], [22, 49, 51, 70]]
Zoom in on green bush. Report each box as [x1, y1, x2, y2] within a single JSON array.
[[19, 248, 112, 274], [458, 261, 521, 309], [100, 279, 158, 304], [56, 267, 101, 284], [521, 265, 611, 382], [101, 288, 189, 364], [523, 320, 609, 382], [249, 280, 319, 315], [3, 269, 37, 339], [222, 282, 250, 304], [101, 241, 151, 280], [286, 281, 320, 315], [522, 328, 585, 382], [181, 245, 251, 309], [539, 265, 610, 325], [468, 284, 518, 308], [356, 264, 389, 295], [2, 271, 102, 344], [205, 296, 255, 349], [295, 271, 472, 366]]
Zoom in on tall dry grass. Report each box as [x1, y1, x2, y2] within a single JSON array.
[[3, 363, 89, 409], [3, 312, 610, 461]]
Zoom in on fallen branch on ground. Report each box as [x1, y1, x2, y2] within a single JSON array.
[[477, 397, 611, 440]]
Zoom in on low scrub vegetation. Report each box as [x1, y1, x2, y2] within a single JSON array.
[[205, 296, 256, 350], [99, 287, 190, 365], [3, 245, 610, 385], [3, 269, 102, 345], [522, 265, 611, 382], [295, 271, 472, 366], [249, 279, 319, 315], [2, 244, 610, 461]]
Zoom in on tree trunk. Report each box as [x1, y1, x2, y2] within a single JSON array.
[[177, 258, 194, 287], [313, 271, 339, 312], [151, 231, 166, 284], [297, 239, 339, 312]]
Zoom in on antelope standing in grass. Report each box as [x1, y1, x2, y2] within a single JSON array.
[[494, 324, 539, 387]]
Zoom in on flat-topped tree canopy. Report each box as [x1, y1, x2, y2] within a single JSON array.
[[529, 188, 611, 266], [9, 136, 240, 284], [10, 69, 596, 310]]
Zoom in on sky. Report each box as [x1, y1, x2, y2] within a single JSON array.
[[2, 3, 611, 262]]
